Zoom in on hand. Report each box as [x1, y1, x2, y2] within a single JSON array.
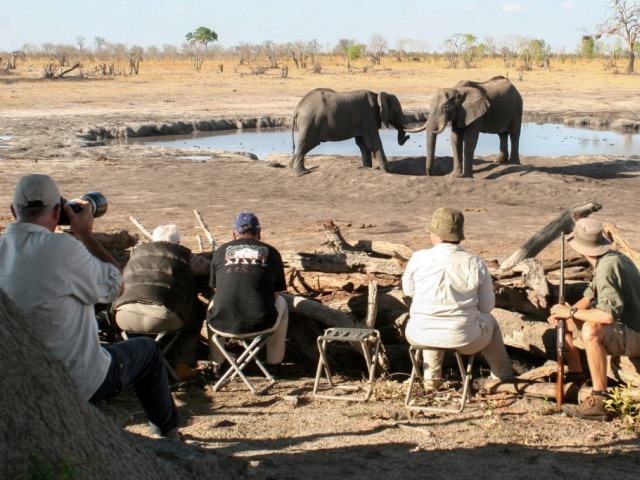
[[548, 303, 571, 326], [65, 199, 94, 241]]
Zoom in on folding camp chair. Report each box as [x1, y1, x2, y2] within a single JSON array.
[[405, 345, 474, 413], [119, 329, 183, 383], [207, 323, 277, 396], [313, 327, 381, 401]]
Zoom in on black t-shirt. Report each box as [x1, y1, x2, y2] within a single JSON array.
[[208, 237, 286, 334]]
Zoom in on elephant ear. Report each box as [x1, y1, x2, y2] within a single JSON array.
[[456, 87, 490, 128], [378, 92, 390, 127]]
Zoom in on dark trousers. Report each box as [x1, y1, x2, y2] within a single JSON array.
[[90, 337, 179, 435]]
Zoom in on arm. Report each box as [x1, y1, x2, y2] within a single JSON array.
[[66, 201, 121, 272], [476, 260, 495, 314], [401, 255, 417, 296]]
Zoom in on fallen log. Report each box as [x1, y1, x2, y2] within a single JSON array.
[[285, 270, 398, 295], [476, 377, 640, 403], [609, 355, 640, 386], [492, 308, 555, 358], [281, 251, 404, 275], [499, 200, 602, 273], [282, 293, 356, 329], [353, 240, 414, 262], [603, 221, 640, 270]]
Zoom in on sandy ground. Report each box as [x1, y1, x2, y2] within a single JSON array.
[[1, 59, 640, 478]]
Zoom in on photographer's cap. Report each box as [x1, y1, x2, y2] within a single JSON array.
[[234, 211, 260, 233], [13, 174, 61, 208]]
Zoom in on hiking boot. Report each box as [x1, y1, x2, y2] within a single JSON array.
[[561, 393, 611, 421], [175, 363, 197, 381]]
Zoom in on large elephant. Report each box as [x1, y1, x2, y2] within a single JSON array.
[[406, 76, 523, 178], [290, 88, 410, 176]]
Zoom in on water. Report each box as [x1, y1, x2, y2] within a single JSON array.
[[115, 123, 639, 159]]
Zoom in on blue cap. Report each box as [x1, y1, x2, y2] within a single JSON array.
[[234, 212, 260, 233]]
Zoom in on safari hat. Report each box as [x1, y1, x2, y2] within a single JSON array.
[[13, 173, 61, 208], [426, 207, 465, 242], [567, 218, 611, 257], [234, 211, 260, 233]]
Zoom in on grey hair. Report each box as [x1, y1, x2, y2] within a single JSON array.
[[152, 224, 181, 243], [14, 204, 56, 223]]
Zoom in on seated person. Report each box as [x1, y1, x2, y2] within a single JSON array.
[[402, 207, 513, 389], [113, 224, 209, 380], [207, 212, 288, 373], [0, 174, 179, 439]]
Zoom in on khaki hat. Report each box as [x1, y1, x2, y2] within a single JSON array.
[[426, 207, 465, 242], [13, 174, 61, 208], [567, 218, 611, 257]]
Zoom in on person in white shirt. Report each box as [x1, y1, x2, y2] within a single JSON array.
[[402, 207, 513, 389], [0, 174, 180, 439]]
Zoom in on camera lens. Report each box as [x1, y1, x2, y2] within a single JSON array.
[[81, 192, 108, 218], [57, 192, 108, 225]]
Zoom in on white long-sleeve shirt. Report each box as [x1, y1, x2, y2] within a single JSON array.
[[0, 222, 122, 400], [402, 242, 495, 347]]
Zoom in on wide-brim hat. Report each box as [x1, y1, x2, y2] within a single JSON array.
[[426, 207, 465, 242], [567, 218, 611, 257]]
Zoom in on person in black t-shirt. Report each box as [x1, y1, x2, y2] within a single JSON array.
[[207, 212, 288, 368]]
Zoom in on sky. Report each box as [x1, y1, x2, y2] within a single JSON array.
[[0, 1, 609, 53]]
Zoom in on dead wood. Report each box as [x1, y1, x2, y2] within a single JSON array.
[[285, 270, 398, 295], [602, 221, 640, 269], [281, 251, 404, 275], [94, 230, 138, 251], [353, 240, 414, 262], [492, 308, 555, 357], [475, 377, 594, 402], [193, 209, 216, 251], [130, 216, 153, 240], [282, 293, 357, 329], [499, 200, 602, 273], [609, 355, 640, 386]]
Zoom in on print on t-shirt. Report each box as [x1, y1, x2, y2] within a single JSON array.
[[224, 244, 269, 272]]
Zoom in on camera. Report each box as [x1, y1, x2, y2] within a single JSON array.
[[58, 192, 108, 225]]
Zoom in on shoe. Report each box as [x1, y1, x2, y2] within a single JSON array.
[[152, 427, 183, 441], [561, 393, 611, 420], [175, 363, 197, 381]]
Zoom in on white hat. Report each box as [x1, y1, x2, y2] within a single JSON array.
[[13, 174, 61, 208]]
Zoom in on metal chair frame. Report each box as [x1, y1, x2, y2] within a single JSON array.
[[405, 345, 474, 413], [208, 325, 276, 396], [120, 330, 182, 382], [313, 327, 381, 402]]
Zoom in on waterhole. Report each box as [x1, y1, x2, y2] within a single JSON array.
[[113, 123, 639, 159]]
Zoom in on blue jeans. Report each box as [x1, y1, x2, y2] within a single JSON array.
[[90, 337, 179, 435]]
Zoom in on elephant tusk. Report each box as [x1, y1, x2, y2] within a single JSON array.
[[404, 124, 427, 133]]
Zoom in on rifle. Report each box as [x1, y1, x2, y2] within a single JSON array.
[[556, 231, 566, 411]]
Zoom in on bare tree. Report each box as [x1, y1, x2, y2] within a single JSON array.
[[368, 33, 387, 65], [598, 0, 640, 73], [76, 36, 86, 52]]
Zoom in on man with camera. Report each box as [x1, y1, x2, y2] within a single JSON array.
[[0, 174, 180, 440]]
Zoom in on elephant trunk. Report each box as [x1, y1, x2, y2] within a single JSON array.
[[425, 131, 437, 176], [397, 127, 410, 146]]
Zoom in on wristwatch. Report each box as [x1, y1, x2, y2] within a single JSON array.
[[569, 307, 578, 319]]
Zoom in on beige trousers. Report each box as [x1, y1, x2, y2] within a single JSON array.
[[406, 312, 513, 381]]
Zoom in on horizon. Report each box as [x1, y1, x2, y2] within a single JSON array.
[[1, 1, 610, 54]]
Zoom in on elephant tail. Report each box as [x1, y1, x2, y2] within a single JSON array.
[[291, 111, 298, 154]]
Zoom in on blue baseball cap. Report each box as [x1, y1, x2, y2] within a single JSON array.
[[234, 212, 260, 233]]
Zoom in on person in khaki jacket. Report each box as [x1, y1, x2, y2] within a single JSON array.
[[402, 207, 513, 389], [549, 218, 640, 420]]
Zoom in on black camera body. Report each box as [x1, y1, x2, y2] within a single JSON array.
[[58, 192, 108, 225]]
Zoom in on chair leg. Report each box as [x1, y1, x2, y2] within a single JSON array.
[[405, 347, 474, 413], [212, 334, 276, 395]]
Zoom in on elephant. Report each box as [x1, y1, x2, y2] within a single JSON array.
[[405, 76, 523, 178], [290, 88, 410, 176]]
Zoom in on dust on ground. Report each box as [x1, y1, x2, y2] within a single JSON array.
[[1, 60, 640, 479]]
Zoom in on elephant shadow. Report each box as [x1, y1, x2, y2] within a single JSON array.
[[388, 156, 454, 176], [481, 158, 640, 180]]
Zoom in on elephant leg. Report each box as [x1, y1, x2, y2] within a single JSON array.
[[450, 129, 464, 177], [461, 130, 479, 178], [355, 136, 373, 168], [495, 133, 509, 164], [291, 134, 319, 176], [373, 148, 389, 172], [508, 128, 521, 164]]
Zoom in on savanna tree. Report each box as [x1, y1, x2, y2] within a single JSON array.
[[598, 0, 640, 73], [185, 26, 218, 71]]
